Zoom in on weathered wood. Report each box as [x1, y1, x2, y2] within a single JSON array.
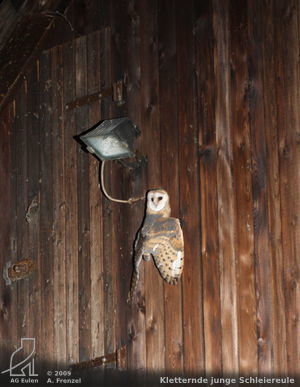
[[0, 103, 14, 365], [100, 27, 116, 360], [0, 0, 19, 51], [42, 0, 111, 52], [62, 40, 79, 365], [137, 0, 165, 371], [7, 99, 18, 358], [75, 35, 91, 363], [274, 0, 300, 374], [109, 0, 146, 371], [213, 0, 239, 373], [194, 0, 222, 373], [25, 61, 42, 356], [15, 78, 30, 355], [0, 0, 73, 112], [176, 1, 205, 373], [108, 2, 130, 358], [295, 0, 300, 371], [247, 0, 273, 374], [158, 0, 183, 372], [1, 0, 300, 377], [39, 50, 55, 363], [229, 0, 257, 373], [51, 45, 67, 365], [261, 0, 287, 373], [87, 30, 105, 360]]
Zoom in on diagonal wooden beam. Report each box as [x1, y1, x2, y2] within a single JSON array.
[[0, 0, 73, 113]]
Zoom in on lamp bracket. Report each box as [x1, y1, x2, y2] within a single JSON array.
[[65, 79, 126, 110]]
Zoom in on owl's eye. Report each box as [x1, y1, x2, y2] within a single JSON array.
[[158, 196, 163, 201], [151, 197, 154, 202]]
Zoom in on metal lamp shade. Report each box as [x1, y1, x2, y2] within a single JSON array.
[[80, 117, 140, 161]]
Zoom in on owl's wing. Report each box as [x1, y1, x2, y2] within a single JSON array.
[[151, 218, 184, 285]]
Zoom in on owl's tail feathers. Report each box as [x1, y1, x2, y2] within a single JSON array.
[[127, 268, 139, 304]]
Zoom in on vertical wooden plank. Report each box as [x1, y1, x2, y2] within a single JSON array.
[[295, 1, 300, 372], [194, 0, 222, 373], [63, 40, 79, 365], [176, 1, 205, 373], [158, 0, 183, 372], [110, 0, 133, 361], [15, 79, 30, 348], [8, 99, 18, 356], [123, 1, 163, 371], [110, 0, 147, 370], [51, 45, 67, 365], [124, 2, 145, 365], [39, 50, 54, 362], [261, 0, 287, 374], [0, 103, 14, 365], [75, 35, 91, 362], [26, 61, 42, 358], [248, 0, 273, 374], [213, 0, 239, 373], [100, 27, 116, 359], [137, 0, 164, 372], [274, 0, 300, 374], [229, 0, 257, 373], [87, 30, 105, 359]]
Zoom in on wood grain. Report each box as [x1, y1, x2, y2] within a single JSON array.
[[229, 0, 257, 374], [39, 50, 55, 363], [213, 0, 239, 373], [0, 103, 14, 365], [87, 30, 105, 360], [75, 35, 91, 363], [261, 0, 287, 373], [274, 0, 300, 374], [63, 40, 79, 365], [176, 0, 205, 373], [158, 0, 183, 373], [15, 78, 29, 346], [111, 0, 147, 371], [136, 0, 165, 372], [247, 0, 273, 374], [195, 0, 222, 373], [51, 45, 67, 365], [25, 61, 42, 358], [7, 99, 18, 358], [99, 27, 116, 360], [0, 1, 299, 377]]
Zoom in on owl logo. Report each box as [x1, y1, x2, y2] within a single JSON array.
[[1, 338, 38, 377], [128, 189, 184, 302]]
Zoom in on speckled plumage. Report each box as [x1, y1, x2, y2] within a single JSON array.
[[128, 189, 184, 302]]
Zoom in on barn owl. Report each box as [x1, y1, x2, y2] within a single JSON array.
[[128, 189, 184, 302]]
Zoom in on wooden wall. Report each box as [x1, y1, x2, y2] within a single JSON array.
[[0, 0, 299, 377]]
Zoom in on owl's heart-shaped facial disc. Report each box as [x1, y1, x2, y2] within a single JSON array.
[[147, 190, 169, 213]]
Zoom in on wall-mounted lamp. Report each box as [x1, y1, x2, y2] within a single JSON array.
[[79, 117, 144, 204]]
